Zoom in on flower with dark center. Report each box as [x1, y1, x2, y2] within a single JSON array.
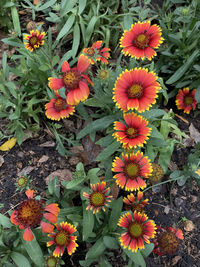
[[112, 152, 152, 191], [47, 221, 78, 257], [176, 87, 197, 114], [123, 191, 149, 213], [48, 55, 93, 106], [83, 181, 112, 214], [24, 30, 45, 52], [152, 226, 184, 255], [45, 96, 75, 121], [82, 40, 110, 64], [113, 68, 161, 112], [113, 112, 151, 149], [10, 189, 60, 241], [118, 211, 156, 252], [120, 21, 163, 60]]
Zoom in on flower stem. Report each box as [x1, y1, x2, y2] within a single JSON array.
[[143, 176, 186, 193]]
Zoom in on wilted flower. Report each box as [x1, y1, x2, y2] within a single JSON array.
[[123, 191, 148, 213], [10, 189, 60, 241], [148, 163, 164, 184]]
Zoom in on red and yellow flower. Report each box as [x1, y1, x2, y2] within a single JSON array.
[[113, 113, 151, 149], [118, 211, 156, 252], [120, 21, 163, 60], [113, 68, 161, 112], [10, 189, 60, 242], [47, 221, 78, 257], [45, 96, 75, 121], [83, 181, 112, 214], [82, 41, 110, 64], [48, 55, 93, 106], [112, 152, 152, 191], [176, 87, 197, 114], [152, 226, 184, 255], [123, 191, 148, 213], [24, 30, 45, 52]]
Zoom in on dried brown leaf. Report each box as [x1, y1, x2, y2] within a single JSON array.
[[184, 220, 195, 232], [189, 123, 200, 143], [45, 169, 73, 185]]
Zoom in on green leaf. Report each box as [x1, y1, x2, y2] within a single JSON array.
[[0, 214, 12, 228], [95, 140, 121, 161], [10, 252, 31, 267], [195, 86, 200, 103], [84, 97, 106, 107], [124, 249, 146, 267], [109, 197, 123, 231], [147, 137, 167, 147], [11, 6, 21, 36], [52, 55, 60, 67], [53, 176, 60, 198], [21, 234, 44, 266], [78, 0, 87, 14], [166, 50, 199, 84], [2, 37, 23, 48], [123, 14, 133, 30], [86, 238, 106, 259], [140, 243, 154, 257], [87, 168, 100, 184], [37, 0, 57, 11], [72, 22, 80, 58], [56, 14, 75, 41], [95, 134, 113, 147], [77, 115, 117, 139], [158, 140, 175, 173], [82, 203, 94, 241], [143, 109, 166, 119], [85, 16, 98, 46], [103, 236, 119, 249], [65, 177, 85, 189]]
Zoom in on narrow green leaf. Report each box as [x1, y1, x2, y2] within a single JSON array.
[[11, 6, 21, 36], [109, 197, 123, 231], [72, 22, 80, 58], [166, 50, 199, 84], [56, 14, 75, 41], [195, 86, 200, 103], [86, 238, 106, 259], [78, 0, 87, 14], [66, 177, 85, 189], [11, 252, 31, 267], [95, 140, 121, 161], [37, 0, 56, 11], [87, 168, 100, 184], [2, 37, 24, 48], [77, 115, 117, 139], [52, 55, 60, 67], [21, 234, 44, 266], [82, 203, 94, 241], [85, 16, 98, 46], [143, 109, 166, 119]]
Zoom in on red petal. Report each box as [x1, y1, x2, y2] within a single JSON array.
[[40, 221, 54, 233], [23, 227, 34, 242], [43, 213, 58, 223], [62, 61, 70, 72], [10, 210, 19, 226], [25, 189, 34, 199], [77, 54, 90, 73], [45, 203, 60, 216], [48, 78, 64, 90]]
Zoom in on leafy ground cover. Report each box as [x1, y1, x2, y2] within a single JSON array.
[[0, 0, 200, 266]]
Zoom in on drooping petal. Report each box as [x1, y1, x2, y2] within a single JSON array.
[[23, 227, 34, 242], [40, 221, 54, 233], [48, 78, 64, 91]]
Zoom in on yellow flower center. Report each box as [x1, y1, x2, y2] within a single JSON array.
[[99, 70, 109, 80], [127, 84, 143, 98], [63, 70, 80, 90], [54, 98, 66, 111], [90, 192, 105, 207], [129, 222, 143, 238], [55, 231, 69, 246], [134, 33, 150, 49], [17, 199, 43, 227], [126, 127, 138, 138], [184, 96, 193, 105], [46, 256, 58, 267], [125, 163, 139, 178], [29, 36, 38, 46], [17, 176, 27, 187], [86, 47, 95, 56]]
